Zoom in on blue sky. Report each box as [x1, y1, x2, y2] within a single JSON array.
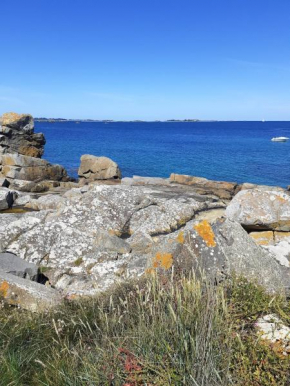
[[1, 0, 290, 120]]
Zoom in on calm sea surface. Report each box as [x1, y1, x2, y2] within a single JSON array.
[[35, 121, 290, 187]]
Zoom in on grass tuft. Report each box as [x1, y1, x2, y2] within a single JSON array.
[[0, 274, 289, 385]]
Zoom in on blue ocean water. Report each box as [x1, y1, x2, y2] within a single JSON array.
[[35, 121, 290, 187]]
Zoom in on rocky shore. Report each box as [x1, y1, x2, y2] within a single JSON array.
[[1, 112, 290, 311]]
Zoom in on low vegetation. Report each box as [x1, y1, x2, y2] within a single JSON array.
[[0, 273, 289, 385]]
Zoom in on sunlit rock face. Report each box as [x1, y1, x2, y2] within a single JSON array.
[[78, 154, 121, 181], [1, 184, 289, 296], [0, 112, 68, 189], [226, 188, 290, 231], [0, 112, 45, 158]]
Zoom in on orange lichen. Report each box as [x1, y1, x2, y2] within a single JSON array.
[[160, 253, 173, 269], [176, 231, 185, 244], [147, 252, 174, 273], [0, 281, 9, 298], [194, 220, 216, 247]]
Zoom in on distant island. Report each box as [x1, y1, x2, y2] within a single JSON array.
[[34, 118, 220, 123]]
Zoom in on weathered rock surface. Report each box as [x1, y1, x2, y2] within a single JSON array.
[[250, 231, 275, 246], [25, 194, 65, 211], [0, 112, 45, 158], [0, 153, 67, 182], [122, 176, 171, 186], [78, 154, 121, 180], [0, 184, 289, 296], [263, 237, 290, 268], [226, 188, 290, 231], [0, 252, 38, 280], [144, 218, 290, 293], [0, 187, 18, 210], [0, 269, 61, 311], [170, 173, 238, 200]]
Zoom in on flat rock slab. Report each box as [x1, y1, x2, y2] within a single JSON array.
[[0, 252, 38, 279], [0, 269, 61, 311], [170, 173, 238, 200]]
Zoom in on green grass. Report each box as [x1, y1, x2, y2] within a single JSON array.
[[0, 274, 289, 385]]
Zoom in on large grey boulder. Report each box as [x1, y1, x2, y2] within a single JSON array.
[[0, 185, 220, 293], [226, 188, 290, 231], [142, 218, 290, 294], [78, 154, 121, 181]]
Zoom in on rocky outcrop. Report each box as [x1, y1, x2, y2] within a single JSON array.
[[0, 112, 69, 193], [169, 173, 238, 200], [78, 155, 121, 181], [226, 188, 290, 231], [0, 153, 67, 182], [0, 112, 45, 158], [0, 184, 289, 296]]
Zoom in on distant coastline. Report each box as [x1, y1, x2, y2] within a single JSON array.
[[34, 118, 280, 123], [34, 118, 219, 123]]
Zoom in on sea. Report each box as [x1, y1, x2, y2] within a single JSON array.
[[35, 120, 290, 188]]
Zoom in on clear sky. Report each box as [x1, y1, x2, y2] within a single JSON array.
[[1, 0, 290, 120]]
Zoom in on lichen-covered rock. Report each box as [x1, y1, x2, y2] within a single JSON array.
[[0, 185, 217, 293], [226, 189, 290, 231], [1, 184, 289, 296], [144, 218, 290, 293], [249, 231, 275, 246], [78, 154, 121, 180], [0, 211, 51, 253], [170, 173, 238, 199], [25, 194, 65, 211]]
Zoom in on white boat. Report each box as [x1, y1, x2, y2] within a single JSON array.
[[271, 137, 289, 142]]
